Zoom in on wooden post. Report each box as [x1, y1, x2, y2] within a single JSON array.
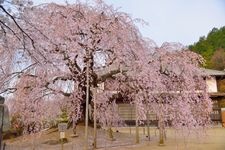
[[58, 123, 67, 150], [93, 88, 97, 149], [108, 127, 114, 140], [135, 104, 139, 144], [159, 119, 164, 145], [61, 138, 64, 150], [143, 127, 145, 135], [129, 105, 132, 135]]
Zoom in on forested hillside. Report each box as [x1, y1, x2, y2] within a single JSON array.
[[189, 26, 225, 70]]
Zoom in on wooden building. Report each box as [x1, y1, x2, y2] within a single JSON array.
[[202, 68, 225, 123], [96, 67, 225, 125]]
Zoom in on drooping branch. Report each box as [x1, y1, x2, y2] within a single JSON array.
[[0, 63, 37, 86], [52, 75, 74, 84], [0, 19, 21, 40], [0, 87, 17, 94], [0, 5, 35, 48]]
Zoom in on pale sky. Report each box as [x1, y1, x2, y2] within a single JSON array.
[[33, 0, 225, 46]]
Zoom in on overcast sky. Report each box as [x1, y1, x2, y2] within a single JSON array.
[[33, 0, 225, 46]]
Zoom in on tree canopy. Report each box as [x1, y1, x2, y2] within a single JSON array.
[[3, 1, 150, 132]]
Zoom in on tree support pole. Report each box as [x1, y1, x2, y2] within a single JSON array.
[[93, 88, 97, 149], [147, 110, 150, 141], [84, 53, 90, 150]]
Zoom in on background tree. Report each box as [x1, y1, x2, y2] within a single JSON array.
[[189, 26, 225, 69], [210, 48, 225, 70]]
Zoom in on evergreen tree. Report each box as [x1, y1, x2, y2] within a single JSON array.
[[189, 26, 225, 69]]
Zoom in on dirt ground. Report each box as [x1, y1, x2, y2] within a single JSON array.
[[3, 125, 225, 150], [108, 126, 225, 150]]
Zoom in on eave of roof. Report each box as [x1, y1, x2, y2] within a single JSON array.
[[210, 92, 225, 97], [201, 68, 225, 77]]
